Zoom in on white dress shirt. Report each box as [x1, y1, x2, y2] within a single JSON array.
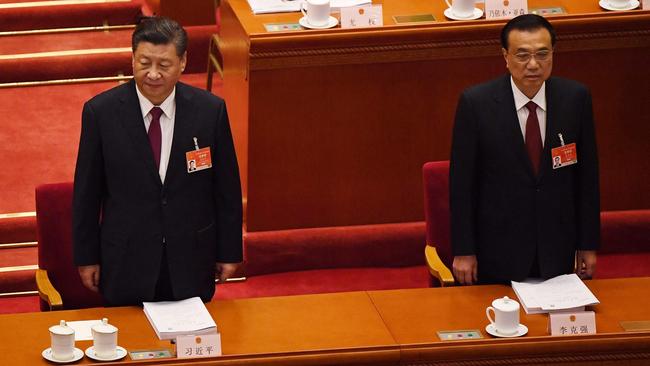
[[511, 77, 547, 146], [136, 86, 176, 183]]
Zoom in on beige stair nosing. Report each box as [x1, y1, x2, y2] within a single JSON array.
[[0, 265, 38, 273], [0, 0, 132, 10], [0, 47, 132, 60]]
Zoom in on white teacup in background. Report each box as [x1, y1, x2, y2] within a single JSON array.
[[445, 0, 475, 18], [486, 296, 520, 335], [49, 320, 75, 361], [301, 0, 331, 27], [607, 0, 632, 8], [91, 318, 118, 358]]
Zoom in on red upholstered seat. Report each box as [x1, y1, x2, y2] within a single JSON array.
[[595, 210, 650, 279], [215, 266, 428, 300], [422, 161, 454, 286], [36, 182, 103, 310], [214, 222, 429, 300]]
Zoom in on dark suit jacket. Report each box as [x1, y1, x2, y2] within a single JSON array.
[[449, 75, 600, 283], [73, 80, 243, 306]]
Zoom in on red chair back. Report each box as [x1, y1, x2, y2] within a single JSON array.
[[36, 182, 103, 310], [422, 161, 453, 269]]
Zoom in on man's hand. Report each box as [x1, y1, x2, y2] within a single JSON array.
[[452, 255, 478, 285], [215, 262, 241, 282], [78, 265, 100, 292], [576, 250, 597, 279]]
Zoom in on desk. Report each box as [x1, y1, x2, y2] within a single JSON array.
[[1, 278, 649, 365], [218, 0, 650, 231]]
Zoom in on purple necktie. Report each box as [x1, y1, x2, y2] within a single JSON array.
[[525, 101, 542, 176], [148, 107, 163, 169]]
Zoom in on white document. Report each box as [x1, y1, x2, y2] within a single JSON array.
[[143, 297, 217, 340], [247, 0, 371, 15], [512, 274, 599, 314], [66, 319, 102, 341]]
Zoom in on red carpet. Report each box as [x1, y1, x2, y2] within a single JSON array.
[[0, 72, 219, 215], [0, 295, 39, 314], [0, 28, 133, 55], [0, 0, 143, 31]]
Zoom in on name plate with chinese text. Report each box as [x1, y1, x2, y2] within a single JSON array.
[[176, 333, 222, 359], [485, 0, 527, 19], [341, 5, 383, 28], [549, 311, 596, 336]]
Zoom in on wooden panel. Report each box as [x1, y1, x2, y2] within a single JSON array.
[[0, 291, 399, 365], [220, 0, 650, 231], [369, 277, 650, 366], [159, 0, 216, 25], [1, 279, 650, 365]]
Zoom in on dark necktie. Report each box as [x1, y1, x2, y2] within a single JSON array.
[[148, 107, 163, 169], [525, 101, 542, 176]]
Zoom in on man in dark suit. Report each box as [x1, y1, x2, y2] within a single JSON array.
[[73, 17, 242, 305], [450, 14, 600, 285]]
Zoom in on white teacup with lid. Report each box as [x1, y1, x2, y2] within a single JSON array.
[[49, 320, 75, 360], [486, 296, 520, 335], [91, 318, 118, 358]]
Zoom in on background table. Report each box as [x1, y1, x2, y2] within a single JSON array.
[[219, 0, 650, 231]]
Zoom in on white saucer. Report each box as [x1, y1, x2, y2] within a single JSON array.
[[42, 347, 84, 363], [84, 346, 127, 361], [299, 16, 338, 29], [599, 0, 640, 11], [444, 7, 483, 21], [485, 323, 528, 338]]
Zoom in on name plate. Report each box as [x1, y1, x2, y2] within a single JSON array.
[[176, 334, 222, 359], [341, 5, 383, 28], [485, 0, 528, 19], [549, 311, 596, 336]]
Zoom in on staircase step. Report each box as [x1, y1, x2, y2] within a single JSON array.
[[0, 214, 37, 244], [0, 25, 217, 83], [0, 0, 143, 32], [0, 294, 40, 314]]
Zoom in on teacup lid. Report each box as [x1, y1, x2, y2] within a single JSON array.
[[49, 320, 74, 336], [92, 318, 117, 334], [492, 296, 520, 311]]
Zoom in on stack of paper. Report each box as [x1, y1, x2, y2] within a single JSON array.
[[511, 274, 600, 314], [143, 297, 217, 340], [247, 0, 372, 15]]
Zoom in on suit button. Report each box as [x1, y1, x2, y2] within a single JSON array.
[[161, 197, 167, 205]]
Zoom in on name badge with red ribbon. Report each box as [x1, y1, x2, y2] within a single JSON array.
[[186, 137, 212, 173], [551, 133, 577, 169]]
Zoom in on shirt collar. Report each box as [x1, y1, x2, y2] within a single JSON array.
[[135, 84, 176, 119], [510, 76, 546, 112]]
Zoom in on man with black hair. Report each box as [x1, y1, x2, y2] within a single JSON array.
[[73, 16, 242, 305], [450, 14, 600, 285]]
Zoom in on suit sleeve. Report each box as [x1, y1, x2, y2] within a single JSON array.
[[449, 92, 479, 256], [72, 102, 105, 266], [212, 102, 243, 263], [576, 88, 600, 250]]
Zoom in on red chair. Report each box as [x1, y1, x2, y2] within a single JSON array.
[[422, 161, 454, 286], [35, 182, 103, 310]]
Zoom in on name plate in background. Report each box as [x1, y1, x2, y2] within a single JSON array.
[[549, 311, 597, 336], [176, 333, 222, 359], [264, 23, 302, 32], [437, 329, 483, 341], [341, 5, 383, 28], [529, 7, 566, 15], [392, 14, 436, 24], [485, 0, 528, 19]]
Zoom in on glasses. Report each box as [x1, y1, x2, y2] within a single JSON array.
[[511, 50, 553, 63]]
